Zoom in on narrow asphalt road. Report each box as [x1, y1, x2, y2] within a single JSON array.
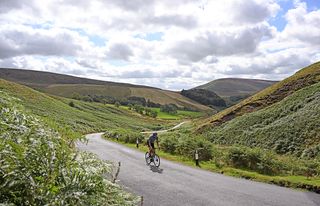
[[77, 133, 320, 206]]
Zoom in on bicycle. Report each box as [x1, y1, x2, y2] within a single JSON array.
[[145, 149, 160, 167]]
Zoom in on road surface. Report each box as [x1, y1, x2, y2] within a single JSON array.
[[77, 133, 320, 206]]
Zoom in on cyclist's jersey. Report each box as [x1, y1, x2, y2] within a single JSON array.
[[148, 134, 158, 143]]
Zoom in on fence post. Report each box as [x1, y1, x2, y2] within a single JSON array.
[[112, 162, 121, 183], [195, 149, 199, 166]]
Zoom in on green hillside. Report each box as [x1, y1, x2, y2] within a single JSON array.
[[203, 81, 320, 157], [0, 68, 212, 112], [0, 79, 165, 138], [0, 82, 141, 205], [196, 78, 277, 105], [199, 61, 320, 131]]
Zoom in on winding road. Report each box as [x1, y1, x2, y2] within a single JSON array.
[[77, 133, 320, 206]]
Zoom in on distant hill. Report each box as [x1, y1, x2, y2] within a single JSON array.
[[196, 78, 277, 105], [0, 68, 212, 112], [198, 61, 320, 132]]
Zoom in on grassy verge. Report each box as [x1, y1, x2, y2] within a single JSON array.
[[0, 90, 140, 205], [103, 135, 320, 194]]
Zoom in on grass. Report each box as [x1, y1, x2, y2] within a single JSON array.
[[204, 81, 320, 156], [104, 136, 320, 193], [119, 105, 204, 120], [0, 79, 167, 139], [150, 108, 204, 120], [197, 78, 277, 97], [0, 90, 140, 205], [199, 61, 320, 130]]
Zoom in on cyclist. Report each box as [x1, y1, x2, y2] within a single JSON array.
[[147, 132, 160, 158]]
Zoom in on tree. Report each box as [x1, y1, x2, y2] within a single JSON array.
[[160, 104, 178, 114], [114, 101, 120, 108], [68, 101, 75, 107], [150, 110, 158, 118]]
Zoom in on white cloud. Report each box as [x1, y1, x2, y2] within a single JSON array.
[[282, 1, 320, 45], [0, 0, 319, 90]]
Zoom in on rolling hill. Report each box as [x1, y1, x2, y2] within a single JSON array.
[[203, 81, 320, 156], [0, 78, 166, 138], [0, 68, 212, 112], [198, 61, 320, 131], [196, 78, 277, 105]]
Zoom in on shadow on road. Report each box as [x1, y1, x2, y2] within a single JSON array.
[[150, 165, 163, 174], [306, 191, 320, 205]]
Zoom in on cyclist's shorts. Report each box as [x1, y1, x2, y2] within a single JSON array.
[[147, 140, 155, 149]]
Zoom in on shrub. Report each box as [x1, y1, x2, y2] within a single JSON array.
[[160, 104, 178, 114], [104, 129, 144, 144], [114, 101, 120, 108], [68, 101, 75, 107], [227, 147, 281, 175], [0, 94, 139, 205], [175, 135, 213, 161], [160, 134, 178, 154]]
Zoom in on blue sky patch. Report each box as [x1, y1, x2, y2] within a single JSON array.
[[135, 32, 164, 41], [70, 28, 107, 47]]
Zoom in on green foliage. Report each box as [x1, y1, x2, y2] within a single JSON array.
[[68, 101, 75, 107], [0, 79, 162, 137], [200, 61, 320, 130], [181, 89, 226, 107], [160, 134, 179, 154], [104, 129, 144, 144], [129, 105, 158, 118], [159, 131, 213, 161], [0, 92, 139, 205], [114, 101, 120, 108], [205, 82, 320, 157], [227, 147, 280, 175], [210, 145, 320, 177], [160, 104, 178, 114]]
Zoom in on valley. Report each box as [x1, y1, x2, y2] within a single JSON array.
[[1, 61, 320, 205]]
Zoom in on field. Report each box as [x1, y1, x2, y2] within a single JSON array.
[[150, 108, 204, 120], [118, 105, 204, 120]]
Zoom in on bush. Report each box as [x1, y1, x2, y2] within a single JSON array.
[[104, 129, 144, 144], [160, 104, 178, 114], [174, 135, 213, 161], [0, 94, 139, 205], [114, 101, 120, 108], [68, 101, 75, 107], [181, 89, 226, 107], [227, 147, 281, 175], [160, 134, 178, 154]]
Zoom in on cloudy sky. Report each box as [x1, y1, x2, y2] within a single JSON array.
[[0, 0, 319, 90]]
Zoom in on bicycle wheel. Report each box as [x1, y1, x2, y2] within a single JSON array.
[[153, 154, 160, 167], [145, 152, 151, 165]]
